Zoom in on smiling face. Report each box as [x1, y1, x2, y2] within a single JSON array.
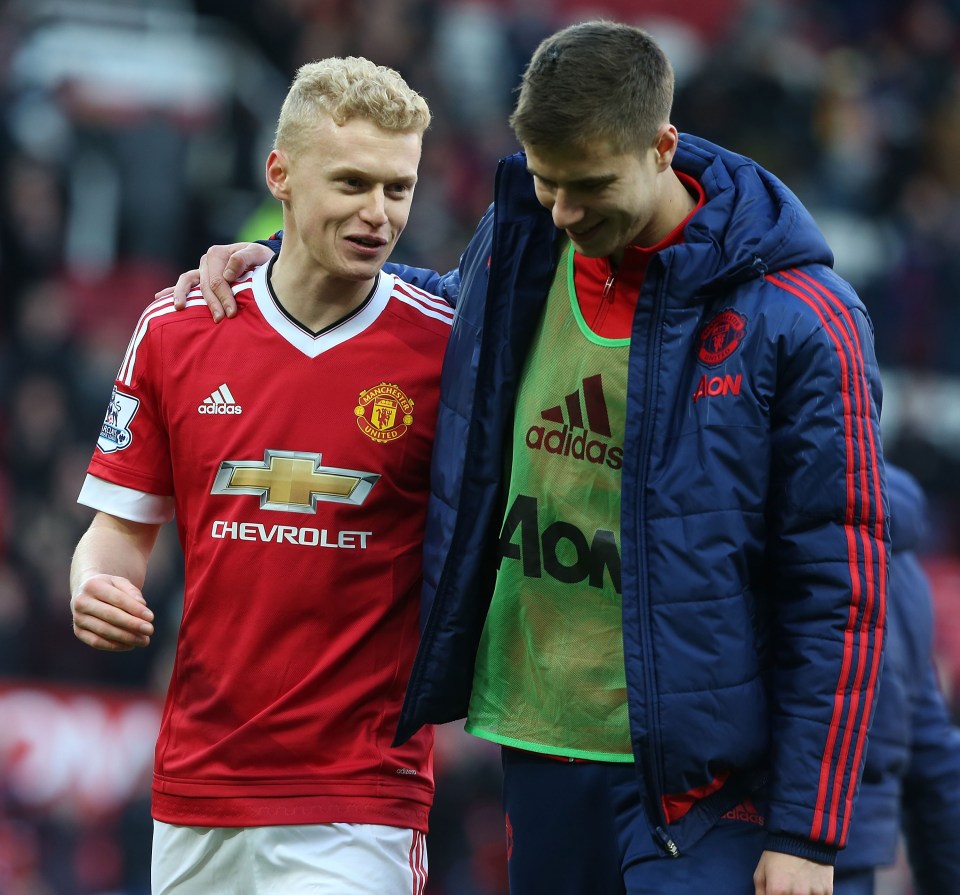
[[525, 131, 677, 264], [267, 113, 422, 289]]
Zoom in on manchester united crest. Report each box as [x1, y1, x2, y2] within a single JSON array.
[[355, 382, 414, 443], [697, 309, 747, 367]]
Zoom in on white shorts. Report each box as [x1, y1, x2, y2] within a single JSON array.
[[151, 820, 428, 895]]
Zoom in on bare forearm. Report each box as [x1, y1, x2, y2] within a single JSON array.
[[71, 514, 157, 590], [70, 513, 161, 651]]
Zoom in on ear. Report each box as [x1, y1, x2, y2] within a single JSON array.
[[653, 125, 679, 171], [266, 149, 290, 201]]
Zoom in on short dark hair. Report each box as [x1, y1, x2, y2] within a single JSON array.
[[509, 21, 674, 154]]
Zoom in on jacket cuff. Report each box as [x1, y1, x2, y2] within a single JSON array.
[[256, 238, 282, 255], [764, 833, 838, 866]]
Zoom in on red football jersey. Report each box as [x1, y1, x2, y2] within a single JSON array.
[[79, 261, 453, 831]]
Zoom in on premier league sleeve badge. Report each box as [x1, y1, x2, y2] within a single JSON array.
[[97, 386, 140, 454]]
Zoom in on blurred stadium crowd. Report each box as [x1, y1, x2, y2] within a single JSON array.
[[1, 0, 959, 892]]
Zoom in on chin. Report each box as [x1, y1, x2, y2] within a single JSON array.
[[572, 242, 609, 259], [339, 261, 382, 280]]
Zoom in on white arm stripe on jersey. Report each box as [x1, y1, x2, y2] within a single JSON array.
[[393, 280, 455, 318], [391, 291, 455, 325], [78, 475, 175, 524], [118, 298, 209, 386]]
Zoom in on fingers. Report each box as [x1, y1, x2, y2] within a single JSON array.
[[221, 243, 260, 283], [71, 575, 155, 652], [170, 270, 202, 310], [154, 241, 275, 321], [200, 242, 274, 321], [154, 281, 194, 310], [197, 243, 248, 322], [198, 253, 232, 322]]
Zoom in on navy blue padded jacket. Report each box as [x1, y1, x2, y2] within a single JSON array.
[[386, 134, 889, 863]]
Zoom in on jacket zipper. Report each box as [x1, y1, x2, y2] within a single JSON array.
[[589, 272, 616, 333], [634, 266, 680, 858]]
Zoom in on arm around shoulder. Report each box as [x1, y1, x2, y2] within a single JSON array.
[[164, 241, 276, 319]]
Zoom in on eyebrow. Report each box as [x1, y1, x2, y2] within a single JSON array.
[[526, 167, 618, 190], [329, 166, 418, 186]]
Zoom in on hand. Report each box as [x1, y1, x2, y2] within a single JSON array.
[[754, 851, 832, 895], [155, 241, 274, 322], [71, 574, 155, 651]]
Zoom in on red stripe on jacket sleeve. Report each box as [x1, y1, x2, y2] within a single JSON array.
[[767, 270, 887, 847]]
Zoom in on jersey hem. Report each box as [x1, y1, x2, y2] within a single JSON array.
[[152, 789, 432, 832], [463, 723, 633, 762]]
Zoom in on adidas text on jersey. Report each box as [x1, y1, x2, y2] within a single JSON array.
[[199, 383, 242, 414]]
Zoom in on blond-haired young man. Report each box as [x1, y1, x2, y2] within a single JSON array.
[[70, 57, 449, 894]]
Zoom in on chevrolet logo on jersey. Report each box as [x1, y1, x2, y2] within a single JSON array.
[[211, 450, 380, 512]]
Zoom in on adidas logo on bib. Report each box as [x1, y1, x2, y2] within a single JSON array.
[[525, 373, 622, 469], [199, 383, 242, 415]]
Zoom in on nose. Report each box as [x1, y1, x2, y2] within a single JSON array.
[[360, 190, 388, 226], [550, 189, 584, 230]]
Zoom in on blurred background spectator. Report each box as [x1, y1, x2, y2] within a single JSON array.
[[1, 0, 958, 892]]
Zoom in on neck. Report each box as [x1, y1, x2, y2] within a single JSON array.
[[614, 169, 698, 264], [652, 169, 698, 242], [269, 254, 377, 333]]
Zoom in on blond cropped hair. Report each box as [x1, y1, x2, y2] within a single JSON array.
[[275, 56, 431, 154]]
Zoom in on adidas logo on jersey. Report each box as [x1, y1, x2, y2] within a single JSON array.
[[525, 373, 622, 470], [199, 383, 242, 415]]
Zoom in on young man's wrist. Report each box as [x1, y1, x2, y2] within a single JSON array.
[[763, 832, 838, 866]]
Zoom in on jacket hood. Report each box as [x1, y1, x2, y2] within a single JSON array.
[[885, 464, 927, 554], [672, 134, 835, 295]]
